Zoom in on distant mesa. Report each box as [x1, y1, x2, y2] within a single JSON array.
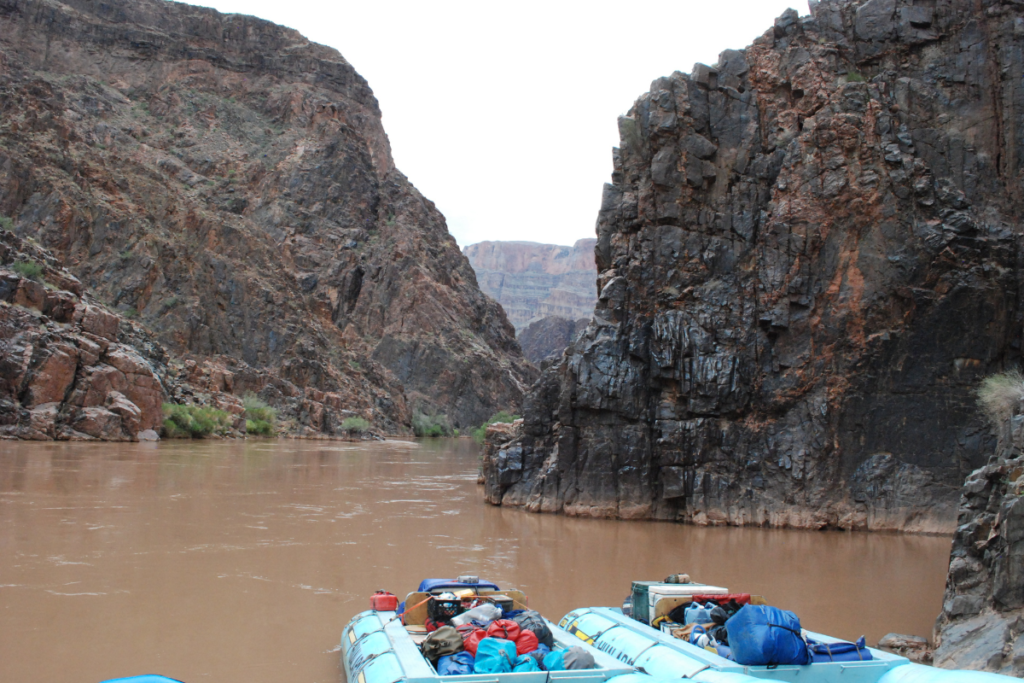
[[463, 239, 597, 336]]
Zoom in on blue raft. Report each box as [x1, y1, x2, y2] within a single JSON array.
[[340, 577, 1019, 683]]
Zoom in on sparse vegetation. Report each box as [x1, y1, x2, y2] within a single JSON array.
[[242, 392, 276, 437], [413, 411, 452, 437], [124, 307, 138, 318], [621, 117, 644, 154], [246, 419, 274, 436], [12, 260, 43, 281], [341, 416, 371, 436], [978, 370, 1024, 428], [471, 411, 521, 444], [162, 403, 232, 438], [844, 71, 866, 83], [0, 215, 13, 231]]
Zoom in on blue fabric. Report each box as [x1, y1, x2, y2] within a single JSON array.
[[808, 636, 873, 662], [101, 678, 186, 683], [513, 654, 542, 672], [417, 579, 500, 592], [542, 650, 566, 671], [474, 638, 517, 674], [530, 643, 551, 663], [503, 609, 526, 621], [437, 652, 475, 675], [725, 605, 810, 666]]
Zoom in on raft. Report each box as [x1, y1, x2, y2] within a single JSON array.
[[341, 580, 633, 683], [339, 577, 1018, 683]]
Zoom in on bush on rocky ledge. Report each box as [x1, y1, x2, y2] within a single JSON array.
[[341, 416, 371, 436], [472, 411, 520, 444], [162, 403, 232, 438], [413, 411, 452, 437], [242, 393, 276, 436], [977, 370, 1024, 428]]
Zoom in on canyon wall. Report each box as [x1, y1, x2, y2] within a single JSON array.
[[0, 0, 533, 435], [484, 0, 1024, 533], [464, 239, 597, 332], [934, 410, 1024, 676]]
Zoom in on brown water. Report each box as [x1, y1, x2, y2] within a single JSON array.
[[0, 439, 952, 683]]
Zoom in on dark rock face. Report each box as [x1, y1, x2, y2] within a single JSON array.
[[518, 316, 589, 365], [484, 0, 1024, 532], [934, 414, 1024, 676], [0, 0, 532, 434], [464, 240, 597, 332]]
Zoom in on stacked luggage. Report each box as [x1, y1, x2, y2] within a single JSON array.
[[419, 594, 595, 675]]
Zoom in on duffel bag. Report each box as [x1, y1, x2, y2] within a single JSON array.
[[474, 637, 517, 674], [421, 625, 464, 662], [486, 619, 521, 641], [437, 651, 474, 675], [563, 646, 595, 670], [725, 605, 810, 666], [512, 610, 554, 648]]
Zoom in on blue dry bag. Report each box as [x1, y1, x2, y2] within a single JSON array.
[[808, 636, 872, 662], [543, 649, 566, 671], [437, 651, 475, 675], [474, 638, 517, 674], [725, 605, 810, 666], [513, 654, 542, 672]]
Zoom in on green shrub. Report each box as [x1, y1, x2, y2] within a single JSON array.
[[471, 411, 522, 444], [412, 411, 452, 437], [12, 260, 43, 281], [242, 392, 276, 424], [978, 370, 1024, 428], [844, 71, 866, 83], [621, 117, 644, 153], [0, 215, 13, 231], [162, 403, 232, 438], [246, 418, 274, 436], [341, 416, 371, 435]]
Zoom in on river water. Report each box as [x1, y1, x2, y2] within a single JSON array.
[[0, 438, 951, 683]]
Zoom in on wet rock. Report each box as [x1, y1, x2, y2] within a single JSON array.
[[484, 0, 1024, 534], [137, 429, 160, 441]]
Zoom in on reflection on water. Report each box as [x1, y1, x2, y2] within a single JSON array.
[[0, 439, 951, 683]]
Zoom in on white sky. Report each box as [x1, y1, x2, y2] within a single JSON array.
[[187, 0, 807, 248]]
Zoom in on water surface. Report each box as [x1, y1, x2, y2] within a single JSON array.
[[0, 439, 952, 683]]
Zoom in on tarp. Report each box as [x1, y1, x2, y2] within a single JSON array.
[[418, 578, 500, 592]]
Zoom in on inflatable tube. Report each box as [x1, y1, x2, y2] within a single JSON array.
[[878, 663, 1017, 683], [100, 677, 185, 683]]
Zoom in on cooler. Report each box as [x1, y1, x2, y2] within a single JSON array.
[[630, 581, 728, 624]]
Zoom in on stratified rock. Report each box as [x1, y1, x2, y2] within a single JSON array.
[[877, 633, 932, 664], [0, 0, 532, 432], [934, 411, 1024, 677], [484, 0, 1024, 533], [464, 240, 597, 332], [518, 316, 589, 365]]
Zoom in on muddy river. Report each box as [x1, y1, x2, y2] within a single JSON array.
[[0, 438, 952, 683]]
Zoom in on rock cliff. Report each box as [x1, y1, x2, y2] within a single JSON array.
[[463, 239, 597, 332], [0, 228, 396, 439], [518, 316, 589, 365], [0, 0, 533, 434], [934, 412, 1024, 676], [484, 0, 1024, 533]]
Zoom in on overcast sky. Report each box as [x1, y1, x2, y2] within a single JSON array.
[[188, 0, 806, 248]]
